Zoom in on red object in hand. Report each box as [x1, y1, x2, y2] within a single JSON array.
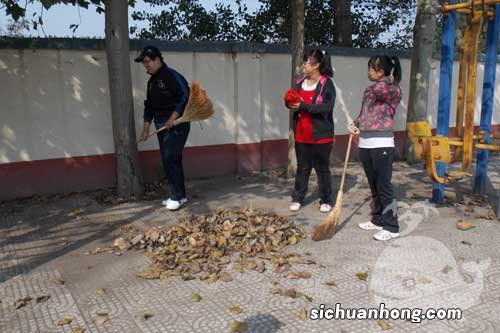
[[284, 89, 301, 107]]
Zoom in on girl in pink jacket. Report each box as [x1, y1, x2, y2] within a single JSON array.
[[349, 55, 402, 241]]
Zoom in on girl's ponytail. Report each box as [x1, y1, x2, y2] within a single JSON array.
[[391, 56, 402, 84], [319, 50, 334, 78]]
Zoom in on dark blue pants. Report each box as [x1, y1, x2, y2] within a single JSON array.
[[359, 147, 399, 233], [154, 119, 190, 201]]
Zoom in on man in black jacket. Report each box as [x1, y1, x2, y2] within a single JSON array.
[[135, 45, 190, 210]]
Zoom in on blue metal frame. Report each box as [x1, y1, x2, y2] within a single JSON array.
[[474, 4, 500, 194], [433, 0, 456, 203]]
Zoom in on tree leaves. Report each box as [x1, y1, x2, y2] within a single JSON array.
[[191, 293, 202, 302], [230, 321, 249, 332], [355, 272, 368, 281], [131, 0, 418, 48], [126, 209, 305, 282]]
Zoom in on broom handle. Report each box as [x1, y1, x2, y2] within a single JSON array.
[[338, 134, 353, 193], [136, 126, 166, 143]]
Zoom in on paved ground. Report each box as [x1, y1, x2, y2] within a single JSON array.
[[1, 157, 499, 333]]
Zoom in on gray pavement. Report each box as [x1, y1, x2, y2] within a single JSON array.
[[1, 158, 499, 333]]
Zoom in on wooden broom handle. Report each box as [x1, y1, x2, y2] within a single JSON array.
[[338, 134, 353, 192], [137, 126, 166, 143]]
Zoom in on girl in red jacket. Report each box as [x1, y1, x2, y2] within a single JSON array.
[[286, 49, 336, 213]]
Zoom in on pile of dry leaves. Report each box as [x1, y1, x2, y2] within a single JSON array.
[[115, 209, 313, 283]]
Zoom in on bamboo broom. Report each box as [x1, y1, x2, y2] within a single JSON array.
[[312, 133, 353, 241], [138, 81, 214, 142]]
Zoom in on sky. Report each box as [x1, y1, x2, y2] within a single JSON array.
[[0, 0, 260, 38]]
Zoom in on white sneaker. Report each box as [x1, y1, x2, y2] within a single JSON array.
[[373, 230, 400, 241], [289, 202, 301, 211], [319, 204, 332, 213], [358, 221, 383, 231], [165, 198, 188, 210]]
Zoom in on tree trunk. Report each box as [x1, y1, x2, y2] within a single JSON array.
[[104, 0, 144, 198], [405, 0, 438, 163], [333, 0, 352, 47], [288, 0, 305, 178]]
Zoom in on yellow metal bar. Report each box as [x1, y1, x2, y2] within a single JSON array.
[[449, 140, 464, 146], [475, 143, 500, 151], [452, 25, 470, 163], [462, 11, 484, 172], [449, 135, 482, 140], [422, 138, 452, 183], [441, 0, 500, 12]]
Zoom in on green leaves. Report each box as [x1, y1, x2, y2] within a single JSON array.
[[130, 0, 417, 48]]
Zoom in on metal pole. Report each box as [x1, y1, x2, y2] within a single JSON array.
[[433, 0, 456, 203], [474, 4, 500, 194]]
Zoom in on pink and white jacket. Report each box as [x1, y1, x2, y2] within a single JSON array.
[[354, 77, 402, 138]]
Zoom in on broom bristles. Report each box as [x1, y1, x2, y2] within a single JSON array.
[[174, 81, 214, 125], [311, 191, 343, 241]]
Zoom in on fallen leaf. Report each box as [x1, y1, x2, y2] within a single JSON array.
[[246, 261, 257, 270], [130, 234, 144, 246], [72, 327, 86, 333], [219, 271, 233, 282], [272, 287, 297, 299], [140, 313, 154, 321], [256, 261, 265, 273], [145, 226, 161, 242], [355, 272, 368, 281], [204, 273, 218, 284], [299, 307, 308, 320], [230, 321, 249, 332], [288, 256, 316, 265], [234, 264, 245, 273], [52, 278, 65, 285], [94, 313, 109, 325], [418, 277, 432, 284], [181, 274, 196, 281], [137, 270, 160, 280], [96, 288, 106, 296], [228, 306, 243, 314], [441, 265, 453, 274], [288, 235, 298, 245], [377, 320, 392, 330], [35, 295, 51, 304], [296, 291, 313, 302], [191, 294, 202, 302], [14, 296, 32, 309], [56, 317, 74, 326], [70, 209, 83, 216], [456, 221, 479, 231], [286, 271, 312, 279], [323, 280, 337, 286], [113, 237, 131, 250]]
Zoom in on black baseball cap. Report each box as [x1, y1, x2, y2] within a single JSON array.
[[134, 45, 162, 62]]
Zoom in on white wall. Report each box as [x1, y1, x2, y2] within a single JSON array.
[[1, 48, 499, 164]]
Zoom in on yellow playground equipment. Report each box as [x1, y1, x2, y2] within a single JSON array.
[[408, 0, 500, 203]]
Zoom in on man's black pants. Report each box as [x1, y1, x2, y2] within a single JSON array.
[[359, 147, 399, 233], [155, 119, 190, 201]]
